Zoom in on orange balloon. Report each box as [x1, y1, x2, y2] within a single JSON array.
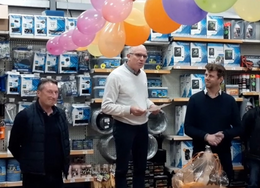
[[124, 22, 150, 46], [76, 46, 88, 51], [98, 22, 125, 58], [144, 0, 181, 34]]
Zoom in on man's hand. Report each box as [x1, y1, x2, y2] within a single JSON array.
[[205, 132, 224, 146], [148, 104, 160, 115], [130, 106, 146, 116]]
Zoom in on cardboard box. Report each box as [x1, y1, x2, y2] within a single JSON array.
[[0, 5, 8, 31]]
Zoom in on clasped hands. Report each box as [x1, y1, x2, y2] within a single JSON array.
[[205, 131, 224, 146], [130, 105, 160, 116]]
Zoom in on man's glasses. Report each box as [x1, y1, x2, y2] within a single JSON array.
[[129, 53, 148, 59]]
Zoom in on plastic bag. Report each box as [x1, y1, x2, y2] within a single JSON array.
[[172, 145, 229, 188]]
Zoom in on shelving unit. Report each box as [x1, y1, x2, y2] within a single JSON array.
[[172, 97, 243, 102], [93, 68, 171, 74], [172, 37, 243, 44], [92, 98, 172, 104]]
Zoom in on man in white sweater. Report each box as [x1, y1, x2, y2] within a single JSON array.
[[101, 45, 160, 188]]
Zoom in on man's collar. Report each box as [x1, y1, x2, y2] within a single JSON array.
[[124, 63, 140, 76], [204, 88, 222, 96]]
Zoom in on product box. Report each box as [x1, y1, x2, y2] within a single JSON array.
[[180, 74, 187, 97], [170, 42, 190, 66], [190, 18, 207, 38], [171, 25, 191, 37], [92, 57, 121, 69], [45, 53, 59, 73], [149, 30, 170, 42], [9, 14, 22, 35], [171, 141, 193, 168], [20, 74, 41, 97], [65, 17, 77, 31], [207, 15, 224, 39], [58, 52, 78, 73], [77, 75, 91, 96], [47, 16, 65, 37], [224, 44, 241, 67], [242, 55, 260, 67], [185, 74, 205, 97], [207, 43, 224, 66], [230, 20, 244, 39], [71, 104, 91, 126], [162, 45, 173, 70], [190, 42, 207, 66], [148, 87, 168, 98], [174, 105, 187, 136], [34, 15, 47, 36], [22, 15, 34, 36], [32, 51, 46, 73], [6, 71, 20, 95], [147, 77, 162, 87], [231, 140, 242, 166], [244, 21, 256, 40]]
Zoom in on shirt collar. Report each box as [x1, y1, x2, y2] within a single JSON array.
[[124, 62, 140, 76], [204, 88, 222, 96], [36, 99, 57, 115]]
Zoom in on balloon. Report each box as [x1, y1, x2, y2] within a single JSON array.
[[90, 0, 105, 12], [46, 37, 64, 55], [133, 1, 145, 12], [72, 27, 95, 47], [76, 46, 88, 51], [102, 0, 133, 23], [124, 8, 146, 26], [98, 22, 125, 57], [144, 0, 181, 34], [124, 22, 150, 46], [162, 0, 207, 25], [88, 44, 102, 56], [195, 0, 237, 13], [77, 9, 106, 35], [233, 0, 260, 22], [58, 30, 78, 51]]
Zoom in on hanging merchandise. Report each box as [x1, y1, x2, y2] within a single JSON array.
[[98, 134, 158, 161], [18, 101, 32, 113], [63, 103, 73, 125], [5, 71, 20, 95], [91, 109, 114, 135], [5, 103, 17, 126], [148, 110, 168, 135], [76, 74, 91, 97], [32, 50, 46, 73], [12, 47, 34, 73], [71, 104, 91, 126], [20, 74, 41, 97]]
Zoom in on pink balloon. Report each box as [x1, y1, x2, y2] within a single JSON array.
[[77, 9, 106, 35], [46, 37, 64, 55], [72, 27, 96, 47], [91, 0, 105, 12], [59, 30, 78, 51], [102, 0, 133, 23]]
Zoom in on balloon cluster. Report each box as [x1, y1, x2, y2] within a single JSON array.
[[46, 0, 260, 57]]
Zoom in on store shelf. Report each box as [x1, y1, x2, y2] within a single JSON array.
[[144, 41, 170, 46], [172, 98, 243, 102], [0, 152, 13, 158], [0, 31, 8, 35], [9, 35, 52, 41], [70, 150, 94, 155], [172, 37, 242, 44], [165, 135, 192, 141], [0, 177, 94, 187], [0, 0, 50, 8], [93, 98, 172, 104], [242, 92, 259, 96], [173, 65, 206, 70], [243, 39, 260, 44], [93, 69, 171, 74]]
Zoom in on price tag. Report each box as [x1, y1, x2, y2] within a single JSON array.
[[154, 70, 159, 73], [70, 179, 75, 183], [158, 99, 163, 102], [106, 69, 111, 72], [83, 150, 87, 154], [231, 67, 236, 70], [175, 66, 181, 69], [197, 66, 203, 69], [85, 177, 91, 182]]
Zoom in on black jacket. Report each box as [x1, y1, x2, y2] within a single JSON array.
[[8, 102, 70, 177], [242, 107, 260, 159]]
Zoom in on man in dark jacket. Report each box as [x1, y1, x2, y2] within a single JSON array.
[[184, 63, 243, 182], [8, 78, 70, 188], [242, 106, 260, 188]]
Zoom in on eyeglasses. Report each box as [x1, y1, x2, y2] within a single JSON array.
[[129, 53, 148, 59]]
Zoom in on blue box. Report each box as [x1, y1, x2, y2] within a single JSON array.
[[231, 140, 242, 166], [148, 87, 168, 98], [92, 57, 121, 69], [66, 17, 77, 31], [171, 42, 190, 66], [224, 44, 241, 67], [93, 86, 105, 98], [9, 14, 22, 35], [149, 30, 170, 42], [47, 16, 65, 37], [190, 42, 207, 66], [34, 15, 47, 36], [93, 75, 108, 86], [171, 25, 191, 37], [22, 15, 34, 36], [147, 77, 162, 87], [59, 52, 78, 73], [191, 18, 206, 38], [207, 43, 224, 66], [42, 10, 65, 17], [207, 15, 224, 39]]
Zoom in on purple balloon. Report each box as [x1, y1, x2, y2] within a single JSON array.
[[72, 27, 95, 47], [59, 30, 78, 51], [77, 9, 106, 35], [46, 37, 65, 55], [91, 0, 105, 12], [162, 0, 207, 25]]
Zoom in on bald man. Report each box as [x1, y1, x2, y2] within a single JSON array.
[[102, 45, 160, 188]]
